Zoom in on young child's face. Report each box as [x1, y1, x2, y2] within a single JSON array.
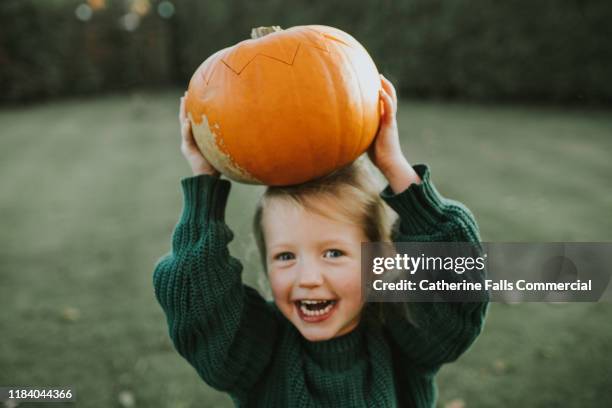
[[262, 198, 365, 342]]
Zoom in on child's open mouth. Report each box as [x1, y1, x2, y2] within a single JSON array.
[[295, 299, 338, 323]]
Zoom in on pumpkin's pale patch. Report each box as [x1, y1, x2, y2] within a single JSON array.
[[189, 112, 258, 183]]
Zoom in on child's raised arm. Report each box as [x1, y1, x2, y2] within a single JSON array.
[[379, 165, 488, 374], [370, 77, 488, 374], [152, 96, 278, 397]]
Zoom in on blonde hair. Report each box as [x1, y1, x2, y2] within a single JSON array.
[[252, 157, 394, 269]]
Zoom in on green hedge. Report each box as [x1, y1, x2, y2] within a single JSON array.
[[2, 0, 611, 103], [0, 0, 173, 102]]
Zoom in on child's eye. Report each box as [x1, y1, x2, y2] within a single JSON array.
[[274, 252, 295, 261], [324, 249, 344, 258]]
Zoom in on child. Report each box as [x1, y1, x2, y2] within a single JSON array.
[[153, 76, 488, 407]]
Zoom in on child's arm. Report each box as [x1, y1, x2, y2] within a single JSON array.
[[152, 95, 278, 396], [370, 77, 488, 374], [379, 164, 487, 373]]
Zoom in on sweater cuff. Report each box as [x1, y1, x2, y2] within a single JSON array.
[[179, 174, 231, 224], [380, 164, 448, 232]]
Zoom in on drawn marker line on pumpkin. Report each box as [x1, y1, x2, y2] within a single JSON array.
[[222, 35, 298, 74], [300, 28, 332, 52], [304, 26, 355, 49], [322, 33, 352, 47], [201, 49, 225, 85], [220, 29, 346, 76], [221, 45, 301, 75]]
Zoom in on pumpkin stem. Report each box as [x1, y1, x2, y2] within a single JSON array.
[[250, 26, 283, 39]]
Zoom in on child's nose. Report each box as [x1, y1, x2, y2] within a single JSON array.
[[296, 259, 324, 288]]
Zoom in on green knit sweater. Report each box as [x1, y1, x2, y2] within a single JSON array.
[[153, 164, 488, 407]]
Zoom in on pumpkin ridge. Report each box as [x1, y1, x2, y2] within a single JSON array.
[[291, 78, 316, 185], [339, 44, 366, 161]]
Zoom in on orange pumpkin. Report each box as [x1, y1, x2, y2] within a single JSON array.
[[185, 25, 381, 186]]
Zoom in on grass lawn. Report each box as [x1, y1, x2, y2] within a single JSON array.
[[0, 90, 611, 407]]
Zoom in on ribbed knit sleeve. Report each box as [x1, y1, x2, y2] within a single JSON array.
[[152, 175, 278, 397], [380, 164, 488, 374]]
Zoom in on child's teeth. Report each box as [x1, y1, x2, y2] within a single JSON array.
[[299, 301, 334, 317]]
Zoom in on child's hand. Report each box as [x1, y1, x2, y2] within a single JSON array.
[[368, 75, 421, 192], [180, 92, 220, 177], [368, 75, 403, 173]]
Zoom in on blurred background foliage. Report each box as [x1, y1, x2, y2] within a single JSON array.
[[1, 0, 612, 103]]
